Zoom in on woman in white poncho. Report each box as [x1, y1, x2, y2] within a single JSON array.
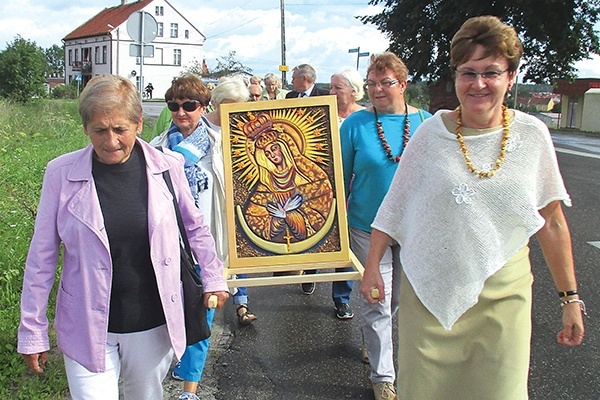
[[360, 15, 585, 400]]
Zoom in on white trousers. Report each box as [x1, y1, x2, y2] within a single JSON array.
[[63, 325, 174, 400], [350, 227, 401, 384]]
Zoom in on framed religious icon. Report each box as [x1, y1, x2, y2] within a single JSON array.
[[220, 96, 362, 286]]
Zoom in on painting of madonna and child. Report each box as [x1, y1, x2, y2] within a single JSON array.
[[220, 96, 360, 281]]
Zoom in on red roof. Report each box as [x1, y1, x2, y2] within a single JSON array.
[[554, 78, 600, 96], [63, 0, 154, 41]]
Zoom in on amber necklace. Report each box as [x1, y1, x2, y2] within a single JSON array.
[[374, 103, 410, 163], [455, 105, 510, 178]]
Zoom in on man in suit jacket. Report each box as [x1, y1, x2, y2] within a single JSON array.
[[283, 64, 328, 296], [285, 64, 330, 98]]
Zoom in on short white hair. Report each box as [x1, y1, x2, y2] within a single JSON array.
[[331, 67, 364, 101], [211, 76, 250, 106]]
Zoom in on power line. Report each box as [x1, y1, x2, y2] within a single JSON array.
[[204, 9, 278, 39], [203, 0, 255, 28]]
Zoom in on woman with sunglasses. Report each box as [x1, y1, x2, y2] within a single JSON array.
[[150, 73, 231, 400], [340, 52, 431, 400], [361, 16, 585, 399]]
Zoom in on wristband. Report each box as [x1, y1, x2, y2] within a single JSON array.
[[558, 290, 578, 298]]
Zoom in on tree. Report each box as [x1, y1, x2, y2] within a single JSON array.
[[205, 51, 252, 79], [0, 35, 50, 102], [45, 44, 64, 77], [360, 0, 600, 84]]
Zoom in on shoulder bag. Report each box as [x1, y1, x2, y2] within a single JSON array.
[[162, 168, 210, 345]]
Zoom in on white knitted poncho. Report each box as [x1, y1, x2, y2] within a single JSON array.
[[372, 110, 571, 330]]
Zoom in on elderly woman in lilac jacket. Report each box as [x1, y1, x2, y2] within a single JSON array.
[[17, 75, 229, 400]]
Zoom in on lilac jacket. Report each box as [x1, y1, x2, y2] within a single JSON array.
[[17, 138, 228, 373]]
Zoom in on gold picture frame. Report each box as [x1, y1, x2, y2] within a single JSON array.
[[220, 96, 363, 287]]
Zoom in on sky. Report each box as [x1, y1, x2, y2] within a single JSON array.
[[1, 0, 599, 82]]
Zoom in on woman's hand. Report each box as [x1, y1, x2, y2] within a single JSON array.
[[359, 228, 392, 304], [23, 352, 48, 374], [204, 291, 229, 309], [557, 302, 585, 346], [360, 265, 385, 304]]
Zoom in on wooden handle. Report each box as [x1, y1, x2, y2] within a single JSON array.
[[370, 288, 380, 299], [208, 295, 218, 309]]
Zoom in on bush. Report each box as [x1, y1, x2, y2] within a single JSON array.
[[51, 82, 79, 99]]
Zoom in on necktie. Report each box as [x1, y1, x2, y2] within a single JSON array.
[[299, 92, 307, 98]]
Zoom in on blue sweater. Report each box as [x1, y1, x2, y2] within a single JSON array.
[[340, 108, 432, 232]]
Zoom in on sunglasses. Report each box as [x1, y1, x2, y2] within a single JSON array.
[[167, 100, 201, 112]]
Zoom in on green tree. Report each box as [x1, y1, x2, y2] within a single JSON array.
[[0, 35, 50, 102], [45, 44, 64, 77], [361, 0, 600, 84]]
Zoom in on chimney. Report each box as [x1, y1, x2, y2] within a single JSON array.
[[121, 0, 127, 5]]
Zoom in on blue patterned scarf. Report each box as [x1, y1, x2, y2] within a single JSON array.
[[167, 121, 210, 202]]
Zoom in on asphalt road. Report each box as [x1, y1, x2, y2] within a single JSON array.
[[144, 102, 600, 399]]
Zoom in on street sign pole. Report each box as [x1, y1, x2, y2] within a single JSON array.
[[348, 47, 359, 69], [139, 12, 144, 94], [126, 11, 158, 96]]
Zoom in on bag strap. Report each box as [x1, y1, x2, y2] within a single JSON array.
[[161, 169, 193, 254], [156, 146, 195, 264]]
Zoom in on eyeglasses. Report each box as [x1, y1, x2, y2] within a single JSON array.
[[455, 69, 508, 82], [364, 79, 399, 89], [167, 100, 201, 112]]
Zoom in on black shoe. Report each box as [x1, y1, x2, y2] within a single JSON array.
[[301, 282, 315, 295], [334, 303, 354, 319]]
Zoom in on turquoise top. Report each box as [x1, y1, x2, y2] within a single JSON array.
[[340, 108, 432, 232]]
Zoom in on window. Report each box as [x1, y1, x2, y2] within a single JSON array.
[[184, 30, 189, 39], [94, 46, 100, 64], [170, 23, 178, 38], [157, 22, 163, 37], [68, 49, 72, 66], [174, 49, 181, 66], [155, 6, 163, 16], [102, 45, 107, 64]]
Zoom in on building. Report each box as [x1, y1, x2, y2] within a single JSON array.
[[63, 0, 205, 98], [554, 78, 600, 132]]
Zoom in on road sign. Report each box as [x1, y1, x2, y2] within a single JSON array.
[[348, 48, 359, 53], [74, 74, 82, 82], [129, 44, 155, 57], [279, 65, 289, 72], [126, 11, 158, 44], [359, 52, 370, 57]]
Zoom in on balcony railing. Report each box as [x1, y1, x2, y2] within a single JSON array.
[[71, 61, 92, 74]]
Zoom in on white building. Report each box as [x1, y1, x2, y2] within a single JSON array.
[[63, 0, 205, 98]]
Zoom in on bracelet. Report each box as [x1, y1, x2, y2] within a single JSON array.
[[560, 299, 588, 316], [558, 290, 578, 298]]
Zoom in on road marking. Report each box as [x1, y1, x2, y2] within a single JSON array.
[[589, 241, 600, 250], [555, 147, 600, 160]]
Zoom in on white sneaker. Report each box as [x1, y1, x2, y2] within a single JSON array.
[[373, 381, 396, 400]]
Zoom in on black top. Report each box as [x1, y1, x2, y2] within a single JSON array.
[[92, 144, 166, 333]]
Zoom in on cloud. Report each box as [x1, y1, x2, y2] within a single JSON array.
[[575, 55, 600, 79]]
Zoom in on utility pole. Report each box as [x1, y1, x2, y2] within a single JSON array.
[[280, 0, 288, 86]]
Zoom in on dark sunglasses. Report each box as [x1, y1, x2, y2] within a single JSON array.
[[167, 100, 201, 112]]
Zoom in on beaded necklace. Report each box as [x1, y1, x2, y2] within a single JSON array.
[[455, 105, 510, 178], [374, 103, 410, 163]]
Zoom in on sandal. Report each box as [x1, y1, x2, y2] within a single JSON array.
[[236, 304, 257, 326]]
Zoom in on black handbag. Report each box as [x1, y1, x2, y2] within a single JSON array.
[[162, 169, 211, 345]]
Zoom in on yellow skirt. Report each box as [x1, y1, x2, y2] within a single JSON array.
[[398, 246, 533, 400]]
